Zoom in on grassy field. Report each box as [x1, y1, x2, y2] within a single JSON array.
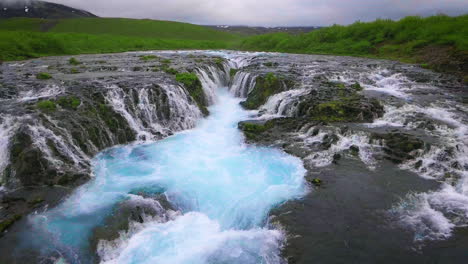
[[238, 15, 467, 77], [0, 15, 466, 78], [0, 17, 241, 61]]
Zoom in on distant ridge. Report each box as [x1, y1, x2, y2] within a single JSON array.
[[0, 0, 97, 19], [206, 25, 321, 35]]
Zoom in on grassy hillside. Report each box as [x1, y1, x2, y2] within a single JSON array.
[[50, 18, 238, 41], [0, 30, 231, 61], [238, 15, 467, 78], [0, 17, 241, 61]]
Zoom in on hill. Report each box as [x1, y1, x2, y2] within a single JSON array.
[[238, 15, 468, 79], [0, 17, 239, 41], [0, 17, 241, 61], [0, 0, 96, 19]]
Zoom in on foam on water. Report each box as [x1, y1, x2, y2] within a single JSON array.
[[371, 101, 468, 242], [28, 88, 307, 263]]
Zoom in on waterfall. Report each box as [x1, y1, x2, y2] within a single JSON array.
[[259, 88, 309, 117], [105, 83, 202, 141], [0, 115, 19, 185], [229, 72, 256, 98], [195, 65, 229, 105]]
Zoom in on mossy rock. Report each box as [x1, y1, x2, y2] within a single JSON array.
[[308, 96, 383, 123], [371, 132, 425, 163], [310, 178, 322, 186], [0, 215, 22, 232], [175, 72, 209, 116], [139, 55, 159, 61], [162, 66, 178, 75], [36, 100, 57, 111], [263, 62, 279, 67], [241, 73, 293, 110], [36, 72, 52, 80], [214, 57, 224, 69], [57, 96, 81, 110], [230, 69, 239, 78], [69, 57, 81, 65], [238, 121, 274, 140]]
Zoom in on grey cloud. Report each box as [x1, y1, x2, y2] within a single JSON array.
[[14, 0, 468, 25]]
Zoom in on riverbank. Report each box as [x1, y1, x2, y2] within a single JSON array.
[[1, 15, 466, 80]]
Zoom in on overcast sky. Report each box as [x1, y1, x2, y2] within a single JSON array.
[[27, 0, 468, 26]]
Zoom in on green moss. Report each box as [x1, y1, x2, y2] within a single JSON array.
[[140, 55, 159, 61], [214, 57, 224, 68], [161, 59, 171, 64], [175, 72, 208, 115], [68, 57, 81, 65], [241, 122, 273, 133], [0, 214, 22, 232], [263, 62, 278, 67], [162, 66, 178, 75], [351, 82, 363, 91], [36, 72, 52, 80], [229, 69, 238, 78], [239, 121, 274, 140], [70, 68, 79, 74], [57, 96, 81, 110], [28, 197, 45, 206], [36, 100, 57, 111], [311, 178, 322, 186], [241, 73, 288, 110], [308, 95, 382, 122], [420, 63, 430, 69]]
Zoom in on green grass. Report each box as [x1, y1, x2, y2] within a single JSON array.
[[237, 15, 468, 77], [0, 30, 232, 61], [0, 17, 241, 61], [0, 15, 465, 77], [239, 15, 467, 56], [49, 18, 238, 41]]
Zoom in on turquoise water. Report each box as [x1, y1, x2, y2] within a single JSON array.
[[31, 89, 307, 264]]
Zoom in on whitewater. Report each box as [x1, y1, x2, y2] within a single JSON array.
[[27, 87, 308, 264]]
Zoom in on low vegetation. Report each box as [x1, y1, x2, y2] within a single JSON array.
[[36, 100, 57, 111], [36, 72, 52, 80], [239, 15, 468, 77], [0, 15, 465, 78], [69, 57, 81, 65]]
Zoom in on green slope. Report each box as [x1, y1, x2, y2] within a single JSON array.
[[0, 17, 241, 61], [49, 18, 238, 41], [0, 17, 239, 41], [238, 15, 468, 78]]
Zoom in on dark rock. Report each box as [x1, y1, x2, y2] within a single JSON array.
[[372, 132, 426, 164]]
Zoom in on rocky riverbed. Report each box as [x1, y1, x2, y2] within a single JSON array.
[[0, 50, 467, 263]]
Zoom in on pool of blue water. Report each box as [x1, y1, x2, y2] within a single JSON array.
[[30, 89, 307, 264]]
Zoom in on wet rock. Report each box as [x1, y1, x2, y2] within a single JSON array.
[[89, 194, 176, 261], [241, 73, 295, 109], [0, 214, 22, 233], [371, 132, 426, 164]]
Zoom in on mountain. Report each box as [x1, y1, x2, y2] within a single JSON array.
[[0, 0, 97, 19]]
